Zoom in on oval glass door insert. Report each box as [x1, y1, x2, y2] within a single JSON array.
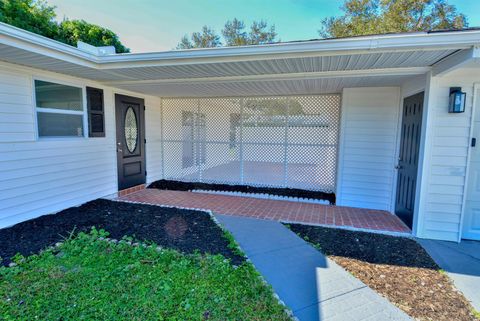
[[124, 107, 138, 153]]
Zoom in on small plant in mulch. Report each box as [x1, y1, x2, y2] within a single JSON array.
[[0, 228, 291, 320], [288, 224, 479, 321]]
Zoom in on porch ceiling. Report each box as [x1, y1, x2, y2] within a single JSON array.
[[112, 74, 414, 97], [1, 22, 480, 97]]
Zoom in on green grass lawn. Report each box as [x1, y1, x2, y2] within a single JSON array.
[[0, 229, 290, 321]]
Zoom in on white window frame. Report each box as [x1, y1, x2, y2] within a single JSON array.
[[33, 78, 89, 139]]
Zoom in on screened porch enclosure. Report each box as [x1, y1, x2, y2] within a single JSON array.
[[161, 95, 341, 193]]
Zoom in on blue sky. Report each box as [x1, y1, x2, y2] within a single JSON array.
[[47, 0, 480, 53]]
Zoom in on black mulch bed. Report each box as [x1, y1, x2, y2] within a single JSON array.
[[148, 179, 336, 204], [0, 199, 245, 267], [288, 223, 437, 269]]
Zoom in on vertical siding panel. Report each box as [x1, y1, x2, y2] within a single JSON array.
[[145, 96, 163, 183], [337, 87, 400, 211]]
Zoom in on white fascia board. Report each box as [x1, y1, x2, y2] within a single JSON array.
[[432, 47, 480, 76], [0, 23, 100, 67], [103, 67, 430, 86], [98, 31, 480, 68]]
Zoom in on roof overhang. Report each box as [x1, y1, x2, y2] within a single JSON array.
[[432, 46, 480, 76], [1, 22, 480, 97]]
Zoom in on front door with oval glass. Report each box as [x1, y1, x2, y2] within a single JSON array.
[[115, 94, 146, 190]]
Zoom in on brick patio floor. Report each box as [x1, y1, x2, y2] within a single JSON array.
[[118, 189, 411, 234]]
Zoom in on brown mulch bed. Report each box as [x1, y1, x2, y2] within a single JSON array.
[[288, 224, 479, 321], [0, 199, 245, 267]]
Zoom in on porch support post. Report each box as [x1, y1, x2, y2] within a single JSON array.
[[283, 98, 290, 187], [240, 98, 244, 184], [160, 98, 165, 179], [197, 98, 202, 183], [412, 71, 435, 238]]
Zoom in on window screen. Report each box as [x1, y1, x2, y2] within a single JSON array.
[[37, 113, 84, 137], [35, 80, 83, 111], [35, 80, 85, 137]]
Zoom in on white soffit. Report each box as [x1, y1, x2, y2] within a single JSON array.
[[113, 75, 412, 97], [103, 50, 453, 81]]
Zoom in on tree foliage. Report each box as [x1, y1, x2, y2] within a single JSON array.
[[177, 18, 278, 49], [177, 26, 221, 49], [0, 0, 58, 39], [58, 20, 129, 53], [320, 0, 468, 38], [0, 0, 129, 53]]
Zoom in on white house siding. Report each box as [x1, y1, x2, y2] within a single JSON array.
[[337, 87, 401, 211], [0, 67, 35, 142], [0, 62, 162, 228], [416, 69, 479, 241], [144, 96, 162, 184]]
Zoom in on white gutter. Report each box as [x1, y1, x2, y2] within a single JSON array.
[[1, 21, 480, 70], [101, 31, 480, 65]]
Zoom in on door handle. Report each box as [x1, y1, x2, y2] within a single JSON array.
[[395, 165, 403, 170]]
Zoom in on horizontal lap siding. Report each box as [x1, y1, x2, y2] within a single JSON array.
[[419, 72, 476, 241], [0, 62, 162, 228], [0, 70, 35, 142], [337, 87, 400, 211]]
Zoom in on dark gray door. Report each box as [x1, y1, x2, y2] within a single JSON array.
[[115, 94, 146, 190], [395, 92, 424, 228]]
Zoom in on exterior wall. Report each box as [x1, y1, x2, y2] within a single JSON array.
[[337, 87, 401, 211], [0, 62, 162, 228], [2, 57, 475, 242], [416, 69, 479, 241]]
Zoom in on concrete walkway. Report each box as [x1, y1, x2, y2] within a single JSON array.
[[216, 214, 411, 321], [419, 239, 480, 311]]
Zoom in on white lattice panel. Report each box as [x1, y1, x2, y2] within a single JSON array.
[[162, 98, 198, 141], [161, 95, 341, 191], [242, 97, 287, 144], [200, 98, 241, 142], [243, 143, 285, 187], [163, 141, 201, 181], [287, 145, 337, 192], [201, 143, 241, 184]]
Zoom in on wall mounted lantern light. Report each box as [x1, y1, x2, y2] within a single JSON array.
[[448, 87, 466, 113]]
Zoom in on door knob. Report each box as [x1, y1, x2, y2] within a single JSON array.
[[395, 165, 403, 170]]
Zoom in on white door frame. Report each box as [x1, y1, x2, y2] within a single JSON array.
[[459, 83, 480, 241]]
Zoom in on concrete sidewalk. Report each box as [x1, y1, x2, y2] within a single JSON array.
[[419, 239, 480, 311], [216, 214, 411, 321]]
